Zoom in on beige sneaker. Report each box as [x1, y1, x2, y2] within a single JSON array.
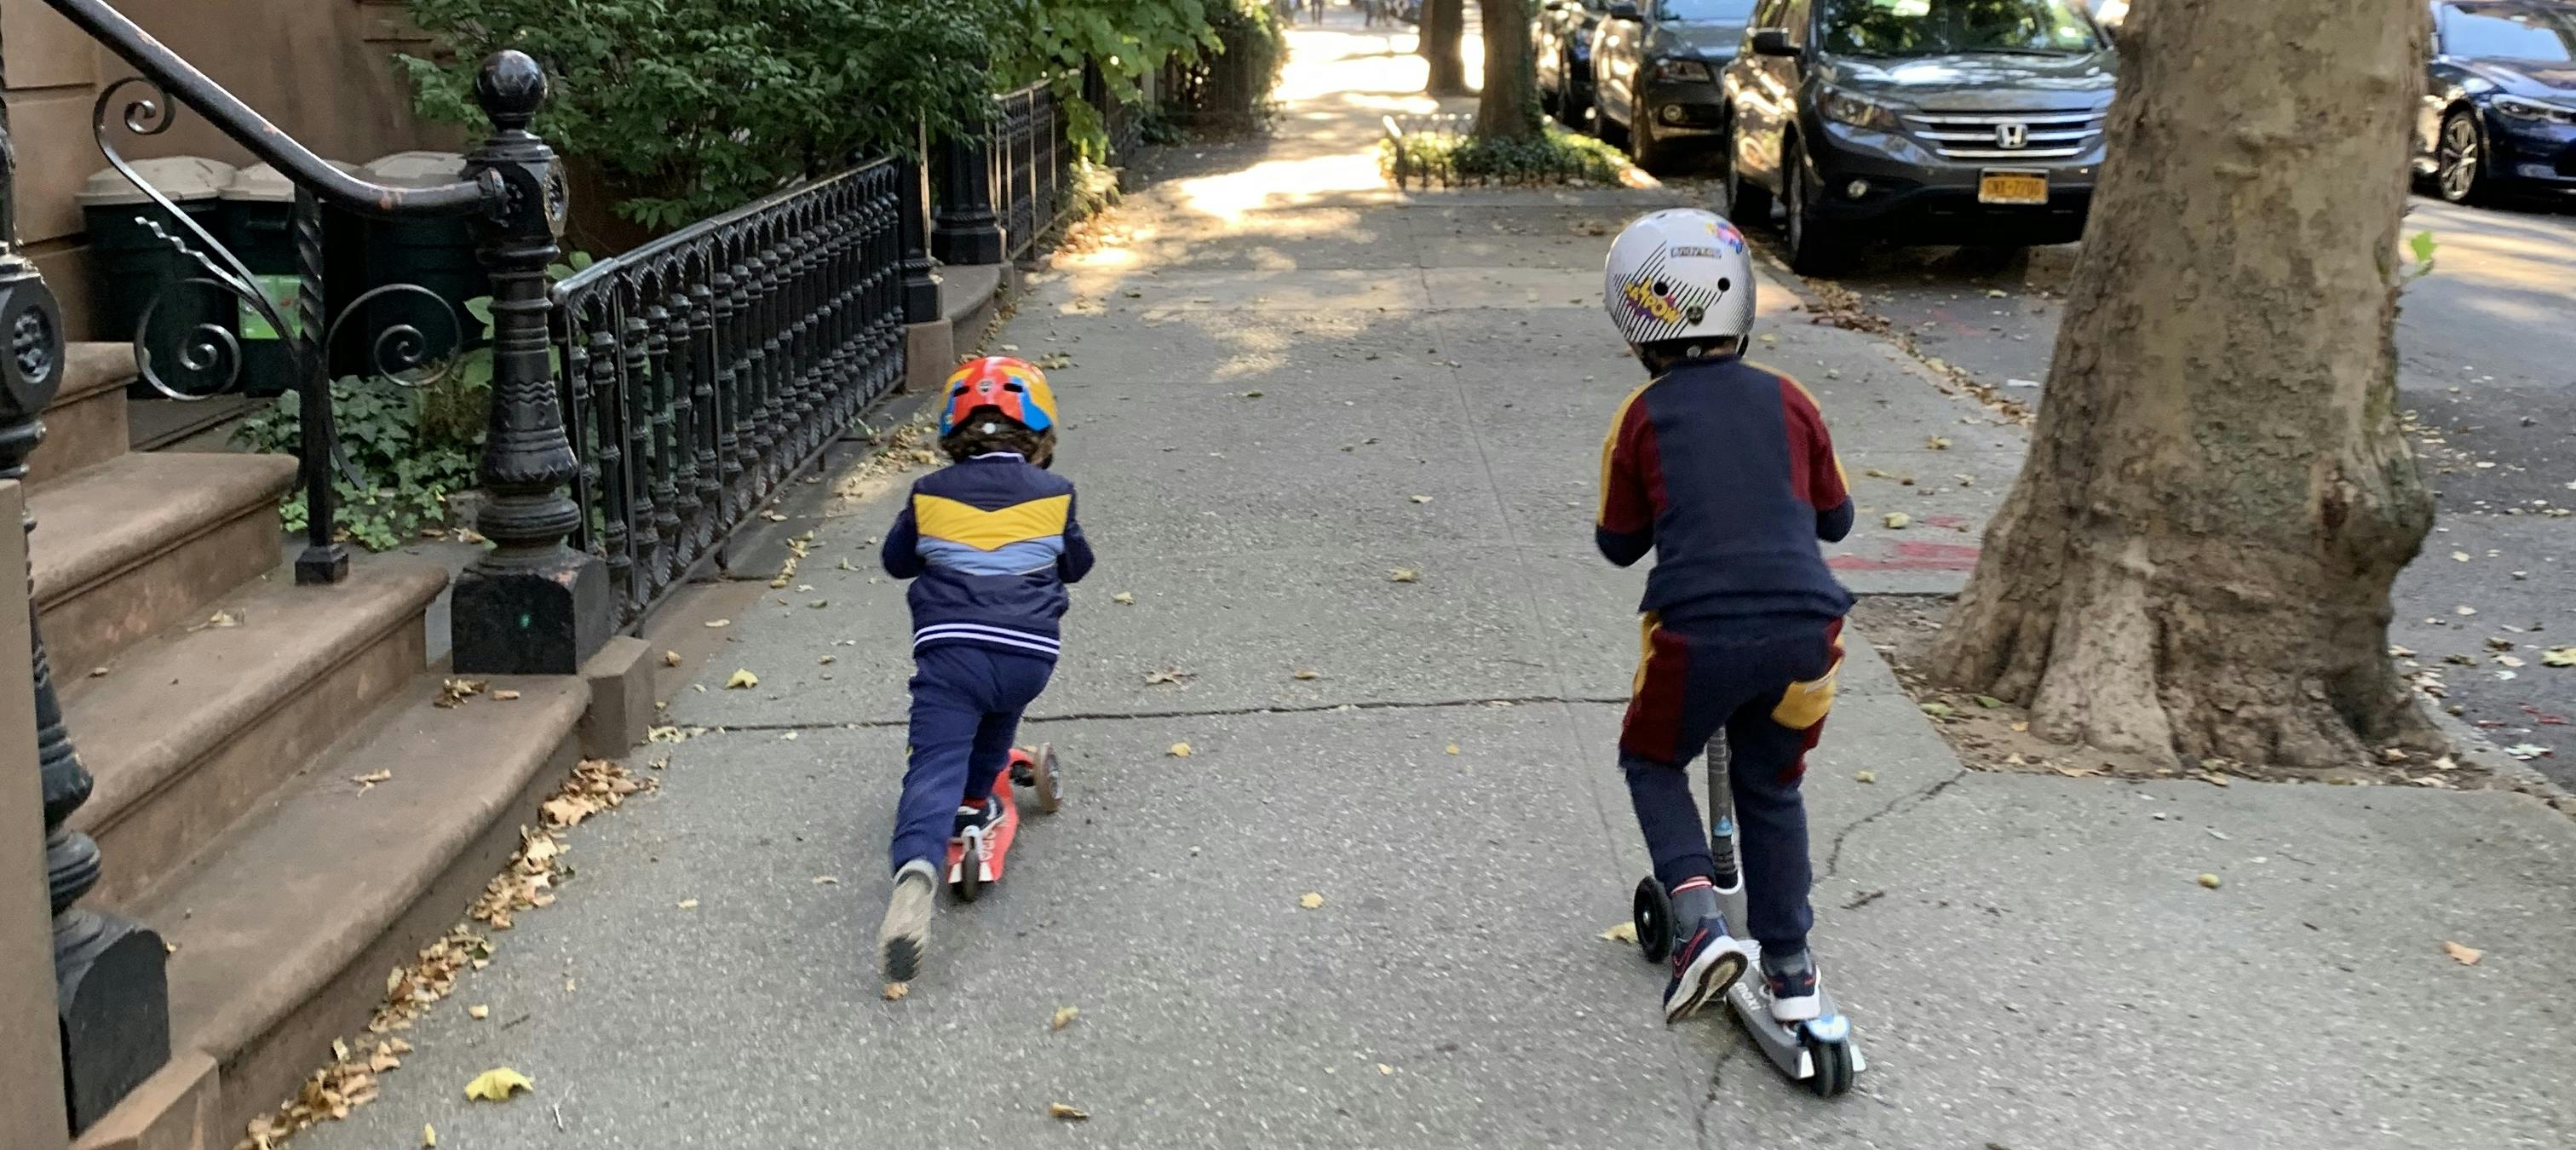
[[877, 860, 937, 982]]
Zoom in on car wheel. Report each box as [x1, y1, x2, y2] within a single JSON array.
[[1630, 107, 1673, 175], [1784, 140, 1855, 276], [1722, 127, 1774, 224], [2435, 109, 2487, 205]]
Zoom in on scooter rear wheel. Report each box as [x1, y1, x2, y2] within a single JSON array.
[[1633, 877, 1675, 963], [1027, 744, 1063, 814]]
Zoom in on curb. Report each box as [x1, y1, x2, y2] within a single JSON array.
[[2422, 699, 2576, 813]]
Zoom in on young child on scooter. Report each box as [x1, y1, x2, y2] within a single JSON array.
[[1594, 210, 1854, 1026], [875, 356, 1092, 982]]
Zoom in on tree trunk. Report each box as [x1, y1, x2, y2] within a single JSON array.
[[1926, 0, 2440, 771], [1423, 0, 1470, 96], [1475, 0, 1542, 139]]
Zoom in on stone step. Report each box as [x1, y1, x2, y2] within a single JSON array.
[[66, 557, 449, 909], [129, 671, 587, 1143], [30, 451, 300, 678], [29, 342, 140, 487]]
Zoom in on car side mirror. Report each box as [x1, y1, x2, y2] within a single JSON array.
[[1607, 2, 1643, 20], [1751, 28, 1800, 58]]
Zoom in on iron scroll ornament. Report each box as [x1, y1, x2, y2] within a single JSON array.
[[93, 72, 474, 405]]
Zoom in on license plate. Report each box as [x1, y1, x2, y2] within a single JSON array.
[[1978, 170, 2050, 205]]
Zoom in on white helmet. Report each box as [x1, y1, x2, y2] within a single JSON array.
[[1601, 209, 1757, 349]]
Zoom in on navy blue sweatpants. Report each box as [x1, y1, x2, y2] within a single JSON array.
[[1619, 615, 1843, 955], [889, 644, 1056, 874]]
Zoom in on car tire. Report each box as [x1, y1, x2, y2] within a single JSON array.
[[1630, 107, 1674, 175], [2435, 108, 2487, 205], [1783, 140, 1856, 276], [1722, 127, 1773, 224]]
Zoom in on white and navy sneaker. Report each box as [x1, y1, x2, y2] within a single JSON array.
[[877, 860, 937, 981], [1662, 914, 1756, 1024], [1763, 949, 1823, 1022], [951, 798, 1003, 842]]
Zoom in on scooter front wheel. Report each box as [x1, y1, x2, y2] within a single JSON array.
[[1803, 1032, 1855, 1098]]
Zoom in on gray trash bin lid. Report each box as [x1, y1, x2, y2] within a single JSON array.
[[359, 151, 468, 188], [221, 159, 362, 204], [76, 157, 239, 207]]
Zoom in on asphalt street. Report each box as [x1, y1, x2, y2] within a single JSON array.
[[1710, 193, 2576, 784]]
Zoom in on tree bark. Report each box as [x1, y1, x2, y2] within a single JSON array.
[[1926, 0, 2441, 771], [1475, 0, 1543, 139], [1423, 0, 1470, 96]]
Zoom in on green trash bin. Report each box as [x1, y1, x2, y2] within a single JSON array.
[[218, 161, 364, 395], [76, 157, 238, 397], [359, 151, 485, 369]]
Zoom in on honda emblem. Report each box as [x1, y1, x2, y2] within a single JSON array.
[[1994, 123, 2029, 149]]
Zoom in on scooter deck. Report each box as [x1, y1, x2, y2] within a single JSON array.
[[945, 779, 1021, 886]]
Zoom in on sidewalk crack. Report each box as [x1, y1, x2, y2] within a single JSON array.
[[1821, 766, 1969, 880]]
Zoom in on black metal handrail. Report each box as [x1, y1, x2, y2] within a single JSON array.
[[47, 0, 497, 219], [553, 159, 908, 628]]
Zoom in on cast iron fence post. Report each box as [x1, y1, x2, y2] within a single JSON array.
[[290, 187, 348, 584], [0, 41, 171, 1130], [900, 129, 940, 326], [449, 51, 609, 676], [931, 110, 1004, 266]]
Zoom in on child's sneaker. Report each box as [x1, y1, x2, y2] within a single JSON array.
[[1762, 949, 1823, 1022], [1663, 916, 1756, 1024], [951, 797, 1003, 842], [877, 860, 937, 982]]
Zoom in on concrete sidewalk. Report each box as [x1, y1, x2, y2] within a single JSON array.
[[302, 14, 2574, 1150]]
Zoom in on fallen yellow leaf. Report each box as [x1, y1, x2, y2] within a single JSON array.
[[1168, 742, 1193, 757], [1048, 1102, 1090, 1121], [1298, 892, 1325, 909], [704, 618, 731, 629], [725, 670, 758, 689], [1854, 770, 1877, 784], [1051, 1005, 1079, 1031], [1883, 512, 1912, 529], [1389, 567, 1420, 583], [664, 650, 682, 667], [2197, 873, 2222, 889], [883, 982, 911, 1001], [2442, 940, 2483, 966], [1445, 744, 1460, 756], [463, 1067, 532, 1102], [1377, 1062, 1395, 1075], [1600, 922, 1638, 944], [468, 1004, 489, 1021], [2544, 647, 2576, 667], [492, 689, 523, 701], [423, 1123, 436, 1147], [813, 875, 841, 885], [676, 899, 699, 910], [1112, 591, 1136, 606], [1293, 669, 1321, 681]]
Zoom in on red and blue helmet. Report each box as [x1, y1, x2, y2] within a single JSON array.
[[938, 356, 1058, 438]]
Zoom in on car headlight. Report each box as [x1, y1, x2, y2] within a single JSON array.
[[2492, 96, 2576, 127], [1652, 58, 1715, 83], [1819, 88, 1902, 132]]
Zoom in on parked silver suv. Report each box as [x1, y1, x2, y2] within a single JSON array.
[[1719, 0, 2117, 272]]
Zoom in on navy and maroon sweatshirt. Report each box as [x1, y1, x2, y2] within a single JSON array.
[[1596, 355, 1855, 625], [882, 452, 1094, 660]]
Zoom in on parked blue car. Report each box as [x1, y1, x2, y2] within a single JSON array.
[[2418, 0, 2576, 204]]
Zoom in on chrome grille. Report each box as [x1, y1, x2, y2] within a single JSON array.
[[1900, 109, 2102, 161]]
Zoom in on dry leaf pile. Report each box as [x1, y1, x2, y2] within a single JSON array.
[[434, 678, 488, 709], [239, 760, 653, 1147]]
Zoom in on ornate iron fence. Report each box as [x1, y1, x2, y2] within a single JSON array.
[[992, 83, 1072, 260], [554, 160, 908, 628]]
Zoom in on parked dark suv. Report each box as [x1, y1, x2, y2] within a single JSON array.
[[1590, 0, 1762, 172], [1535, 0, 1612, 128], [2417, 0, 2576, 204], [1719, 0, 2117, 272]]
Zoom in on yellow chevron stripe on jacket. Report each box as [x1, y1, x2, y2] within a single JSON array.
[[912, 493, 1072, 550]]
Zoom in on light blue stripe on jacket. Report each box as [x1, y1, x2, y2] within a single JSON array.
[[917, 536, 1065, 577]]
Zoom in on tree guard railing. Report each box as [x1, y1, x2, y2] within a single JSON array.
[[553, 159, 908, 629]]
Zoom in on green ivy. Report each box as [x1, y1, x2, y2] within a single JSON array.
[[996, 0, 1223, 160], [234, 256, 591, 552]]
